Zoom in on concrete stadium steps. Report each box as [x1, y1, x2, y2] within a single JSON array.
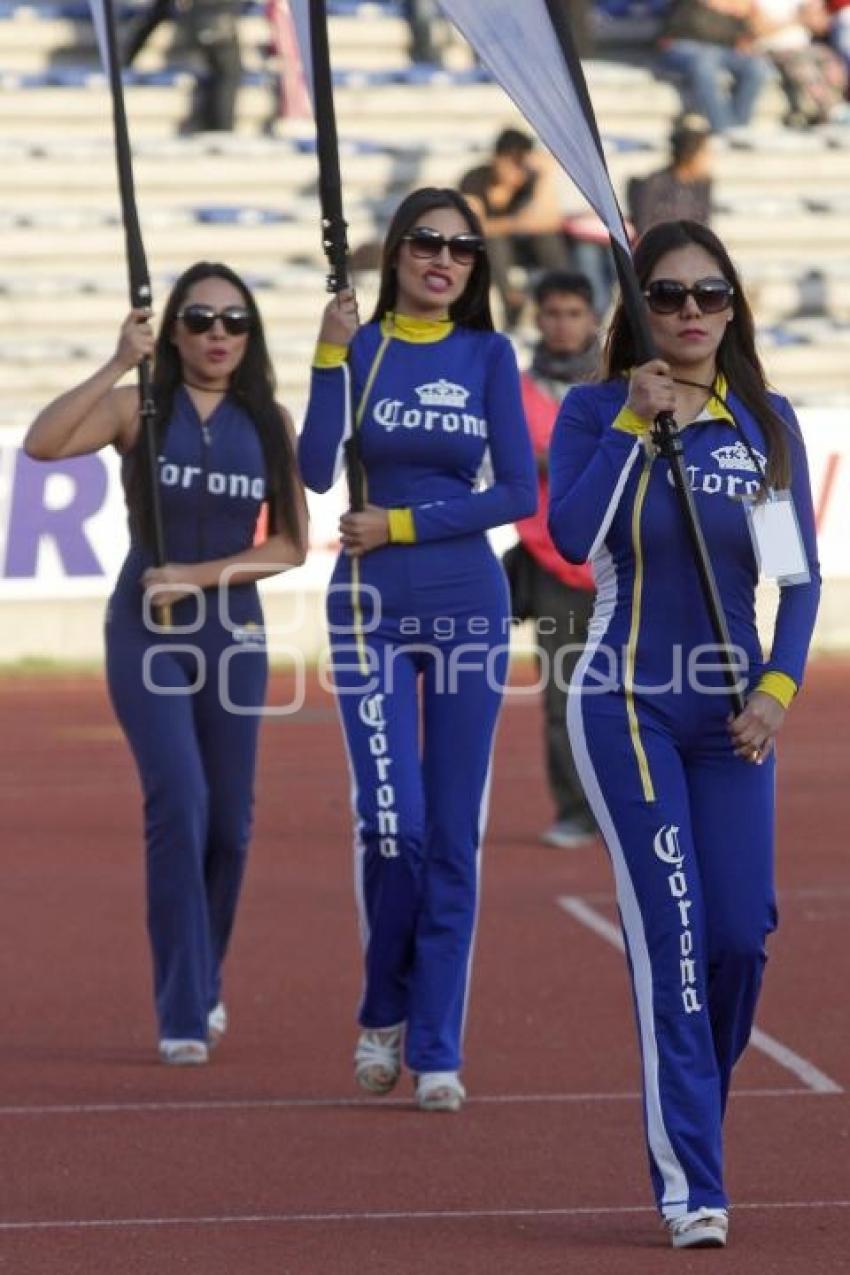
[[0, 8, 410, 72], [1, 6, 848, 408], [0, 215, 381, 270], [0, 69, 799, 142], [3, 183, 849, 232], [712, 210, 850, 261], [5, 260, 845, 332], [2, 207, 845, 282], [4, 132, 850, 210], [4, 328, 848, 422], [0, 279, 330, 334], [1, 351, 315, 420], [0, 135, 476, 210]]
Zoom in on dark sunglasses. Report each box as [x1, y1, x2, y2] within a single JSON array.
[[401, 226, 485, 266], [643, 277, 734, 315], [177, 304, 253, 336]]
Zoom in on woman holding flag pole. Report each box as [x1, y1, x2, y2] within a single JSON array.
[[25, 265, 308, 1064], [298, 188, 536, 1111], [436, 0, 819, 1247], [290, 1, 533, 1111], [32, 0, 307, 1066], [549, 219, 820, 1247]]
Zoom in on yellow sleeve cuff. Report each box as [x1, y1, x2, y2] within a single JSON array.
[[613, 406, 652, 436], [756, 671, 797, 710], [387, 507, 417, 544], [313, 342, 348, 369]]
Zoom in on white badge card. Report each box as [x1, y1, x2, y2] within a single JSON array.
[[745, 490, 810, 586]]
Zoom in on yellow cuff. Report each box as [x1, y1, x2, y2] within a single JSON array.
[[756, 671, 797, 710], [387, 507, 416, 544], [313, 341, 348, 369], [613, 406, 652, 436]]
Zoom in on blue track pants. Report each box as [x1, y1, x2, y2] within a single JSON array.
[[569, 690, 777, 1217], [331, 614, 508, 1074], [106, 614, 267, 1041]]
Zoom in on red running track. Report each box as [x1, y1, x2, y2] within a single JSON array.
[[0, 660, 848, 1274]]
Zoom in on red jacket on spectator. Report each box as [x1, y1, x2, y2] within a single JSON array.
[[516, 372, 594, 592]]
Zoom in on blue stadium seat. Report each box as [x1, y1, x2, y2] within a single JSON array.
[[193, 205, 292, 224]]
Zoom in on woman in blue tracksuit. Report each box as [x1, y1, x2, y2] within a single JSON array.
[[298, 188, 536, 1112], [548, 220, 820, 1249], [25, 262, 307, 1065]]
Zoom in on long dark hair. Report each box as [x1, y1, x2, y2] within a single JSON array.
[[124, 261, 301, 545], [605, 220, 791, 488], [370, 187, 495, 330]]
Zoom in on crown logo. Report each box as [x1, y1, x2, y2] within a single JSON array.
[[711, 441, 765, 473], [415, 379, 470, 409]]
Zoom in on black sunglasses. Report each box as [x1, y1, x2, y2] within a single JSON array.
[[643, 277, 734, 315], [401, 226, 485, 266], [177, 303, 253, 336]]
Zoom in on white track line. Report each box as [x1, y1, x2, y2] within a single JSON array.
[[575, 887, 850, 905], [557, 896, 844, 1096], [0, 1087, 816, 1119], [0, 1199, 847, 1234]]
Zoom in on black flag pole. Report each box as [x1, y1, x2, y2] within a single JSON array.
[[90, 0, 168, 581], [437, 0, 743, 713], [305, 0, 364, 512], [541, 0, 744, 714]]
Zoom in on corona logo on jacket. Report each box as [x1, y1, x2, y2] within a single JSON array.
[[415, 379, 470, 409], [372, 380, 487, 439], [711, 440, 766, 473]]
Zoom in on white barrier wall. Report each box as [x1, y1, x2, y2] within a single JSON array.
[[0, 410, 846, 660]]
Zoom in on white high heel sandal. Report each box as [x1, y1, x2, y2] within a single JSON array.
[[415, 1071, 466, 1113], [354, 1024, 404, 1094], [666, 1207, 729, 1249], [158, 1039, 209, 1066]]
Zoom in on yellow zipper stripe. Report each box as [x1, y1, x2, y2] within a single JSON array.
[[624, 458, 656, 803], [350, 333, 392, 675]]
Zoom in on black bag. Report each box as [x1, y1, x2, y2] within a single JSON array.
[[663, 0, 748, 47], [502, 541, 536, 623]]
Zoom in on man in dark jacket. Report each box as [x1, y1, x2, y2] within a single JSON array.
[[627, 113, 714, 236], [123, 0, 242, 132]]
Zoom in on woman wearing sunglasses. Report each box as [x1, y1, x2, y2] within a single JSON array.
[[298, 188, 536, 1112], [548, 220, 820, 1248], [25, 261, 308, 1065]]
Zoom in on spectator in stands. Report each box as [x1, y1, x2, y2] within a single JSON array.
[[563, 0, 593, 57], [505, 270, 600, 848], [560, 209, 629, 316], [403, 0, 441, 64], [751, 0, 847, 127], [658, 0, 772, 134], [122, 0, 172, 67], [123, 0, 242, 132], [264, 0, 312, 128], [828, 0, 850, 78], [460, 128, 571, 330], [627, 113, 714, 235]]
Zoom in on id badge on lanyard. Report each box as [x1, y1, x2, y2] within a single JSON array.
[[745, 489, 810, 586]]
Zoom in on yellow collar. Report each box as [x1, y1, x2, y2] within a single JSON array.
[[381, 311, 454, 343], [625, 368, 735, 428], [702, 372, 735, 426]]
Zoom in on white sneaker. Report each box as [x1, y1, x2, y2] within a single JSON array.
[[415, 1071, 466, 1113], [159, 1039, 209, 1066], [208, 1002, 227, 1047], [666, 1208, 729, 1249], [354, 1024, 403, 1094], [540, 818, 596, 849]]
